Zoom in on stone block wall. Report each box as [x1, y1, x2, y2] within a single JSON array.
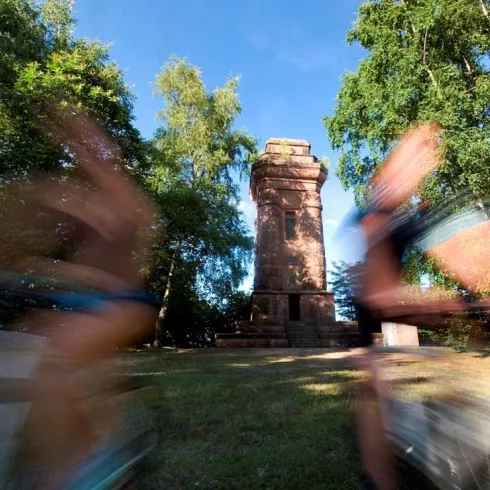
[[250, 138, 332, 325], [215, 138, 360, 348]]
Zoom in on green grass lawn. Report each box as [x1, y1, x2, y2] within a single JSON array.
[[113, 348, 490, 490]]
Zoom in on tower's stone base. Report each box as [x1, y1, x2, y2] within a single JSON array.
[[215, 320, 289, 348], [215, 332, 289, 348], [250, 291, 336, 324], [216, 290, 339, 348], [215, 320, 384, 348]]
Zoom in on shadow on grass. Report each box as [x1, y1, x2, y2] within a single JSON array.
[[395, 376, 431, 385], [114, 349, 435, 490], [115, 350, 360, 490], [463, 348, 490, 358]]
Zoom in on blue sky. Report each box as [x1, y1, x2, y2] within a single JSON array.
[[74, 0, 367, 290]]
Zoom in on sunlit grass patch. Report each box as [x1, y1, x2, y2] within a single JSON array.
[[115, 348, 490, 490]]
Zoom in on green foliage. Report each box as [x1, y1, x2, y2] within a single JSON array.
[[402, 247, 463, 289], [145, 181, 253, 301], [160, 290, 251, 347], [0, 5, 255, 345], [152, 56, 257, 186], [0, 1, 151, 338], [325, 0, 490, 294], [40, 0, 74, 48], [319, 156, 330, 169], [325, 0, 490, 207], [0, 0, 146, 178], [417, 328, 437, 345], [279, 138, 292, 163], [147, 57, 257, 346], [419, 321, 487, 349], [442, 321, 473, 349], [329, 261, 362, 321]]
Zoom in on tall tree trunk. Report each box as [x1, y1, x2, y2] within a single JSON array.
[[153, 248, 178, 348]]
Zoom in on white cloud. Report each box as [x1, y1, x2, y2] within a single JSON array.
[[247, 30, 268, 50], [323, 218, 339, 228], [238, 199, 254, 215], [277, 45, 337, 72]]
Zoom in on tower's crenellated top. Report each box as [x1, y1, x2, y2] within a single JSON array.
[[250, 138, 327, 201], [263, 138, 312, 156]]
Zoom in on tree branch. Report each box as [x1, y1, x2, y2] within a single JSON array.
[[423, 27, 428, 66], [480, 0, 490, 23], [401, 1, 441, 97], [422, 27, 442, 98], [463, 56, 473, 75], [401, 0, 417, 34]]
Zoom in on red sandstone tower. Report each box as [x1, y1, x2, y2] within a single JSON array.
[[250, 138, 335, 327], [216, 138, 343, 347]]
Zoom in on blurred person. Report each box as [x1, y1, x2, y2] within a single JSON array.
[[0, 110, 158, 488], [357, 123, 490, 323], [353, 123, 490, 489]]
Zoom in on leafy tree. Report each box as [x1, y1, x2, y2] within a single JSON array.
[[325, 0, 490, 208], [148, 287, 251, 348], [0, 5, 256, 345], [147, 57, 257, 347], [0, 0, 148, 267], [0, 0, 146, 178], [325, 0, 490, 291], [0, 0, 148, 333], [329, 261, 362, 321]]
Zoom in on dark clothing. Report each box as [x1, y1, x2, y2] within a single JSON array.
[[355, 212, 418, 347], [356, 301, 382, 348], [354, 195, 489, 346]]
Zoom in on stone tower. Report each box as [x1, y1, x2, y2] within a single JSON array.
[[250, 138, 335, 327], [215, 138, 349, 348]]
